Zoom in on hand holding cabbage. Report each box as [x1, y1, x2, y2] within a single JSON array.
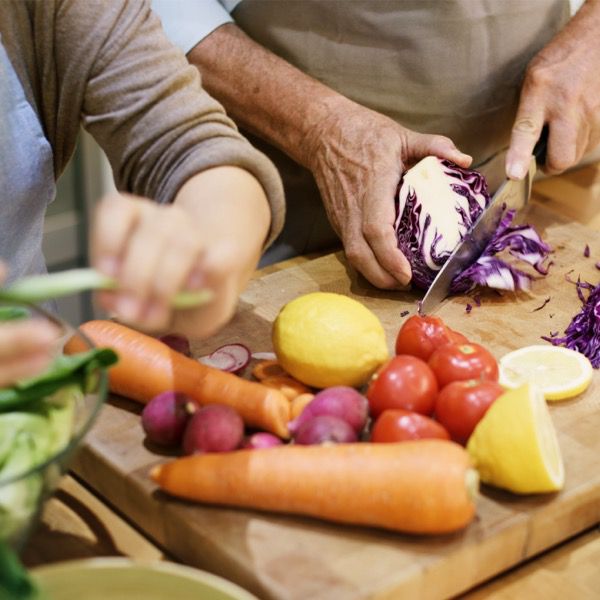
[[306, 96, 472, 289]]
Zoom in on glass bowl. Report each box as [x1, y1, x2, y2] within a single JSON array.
[[0, 302, 108, 551]]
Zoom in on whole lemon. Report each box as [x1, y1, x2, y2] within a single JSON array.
[[272, 292, 389, 388]]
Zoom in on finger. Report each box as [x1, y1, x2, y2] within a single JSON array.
[[361, 182, 412, 286], [0, 320, 59, 361], [0, 261, 6, 285], [344, 235, 403, 289], [506, 100, 545, 179], [544, 117, 580, 175], [113, 204, 173, 323], [0, 351, 54, 388], [140, 236, 206, 331], [409, 133, 472, 168], [91, 194, 140, 277]]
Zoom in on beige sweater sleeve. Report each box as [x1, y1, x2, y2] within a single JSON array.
[[52, 0, 284, 246]]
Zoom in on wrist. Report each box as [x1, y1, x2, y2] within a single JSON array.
[[175, 166, 271, 250]]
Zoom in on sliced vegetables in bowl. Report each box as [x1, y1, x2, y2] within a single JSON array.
[[0, 302, 116, 550]]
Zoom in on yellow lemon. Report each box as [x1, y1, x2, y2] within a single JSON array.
[[272, 292, 389, 388], [467, 383, 564, 494], [499, 345, 592, 401]]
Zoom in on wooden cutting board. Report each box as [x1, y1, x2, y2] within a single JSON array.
[[71, 202, 600, 600]]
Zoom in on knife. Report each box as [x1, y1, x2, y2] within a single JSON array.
[[418, 129, 548, 315]]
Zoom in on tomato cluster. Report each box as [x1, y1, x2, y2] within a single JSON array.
[[367, 315, 504, 445]]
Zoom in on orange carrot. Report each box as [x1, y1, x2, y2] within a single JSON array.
[[65, 320, 290, 438], [151, 440, 478, 534], [260, 375, 311, 401], [252, 359, 288, 381]]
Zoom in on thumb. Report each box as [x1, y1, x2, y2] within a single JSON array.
[[409, 133, 472, 168]]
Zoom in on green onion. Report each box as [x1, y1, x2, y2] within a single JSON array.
[[0, 268, 213, 309]]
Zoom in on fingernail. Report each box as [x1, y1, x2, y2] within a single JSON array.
[[116, 295, 141, 321], [186, 269, 206, 290], [506, 161, 527, 180], [97, 257, 119, 278]]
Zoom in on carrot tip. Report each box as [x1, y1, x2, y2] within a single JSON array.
[[150, 465, 162, 482]]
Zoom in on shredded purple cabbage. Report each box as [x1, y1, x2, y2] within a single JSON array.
[[543, 279, 600, 368], [394, 157, 552, 294], [584, 244, 590, 258], [449, 210, 552, 294]]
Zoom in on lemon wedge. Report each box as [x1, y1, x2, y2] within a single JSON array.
[[272, 292, 389, 388], [467, 383, 564, 494], [498, 345, 593, 402]]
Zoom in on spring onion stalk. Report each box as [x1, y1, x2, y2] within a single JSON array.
[[0, 268, 213, 309]]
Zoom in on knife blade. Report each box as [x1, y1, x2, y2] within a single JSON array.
[[418, 129, 548, 315]]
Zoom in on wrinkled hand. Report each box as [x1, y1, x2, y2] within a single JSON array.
[[307, 99, 471, 289], [506, 0, 600, 179], [0, 263, 59, 387]]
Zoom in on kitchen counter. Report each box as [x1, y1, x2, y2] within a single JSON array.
[[23, 162, 600, 598]]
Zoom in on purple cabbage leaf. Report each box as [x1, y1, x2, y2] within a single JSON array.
[[394, 156, 552, 293]]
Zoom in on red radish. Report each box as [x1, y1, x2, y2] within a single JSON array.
[[198, 343, 251, 373], [294, 415, 358, 445], [183, 405, 245, 454], [242, 432, 284, 450], [141, 391, 198, 447], [158, 334, 191, 357], [289, 386, 368, 435]]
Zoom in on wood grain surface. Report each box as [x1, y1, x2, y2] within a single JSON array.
[[22, 163, 600, 599], [64, 198, 600, 600]]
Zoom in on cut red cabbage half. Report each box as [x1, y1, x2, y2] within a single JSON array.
[[543, 278, 600, 368], [394, 156, 552, 293]]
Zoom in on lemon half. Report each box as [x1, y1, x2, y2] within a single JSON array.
[[467, 383, 564, 494], [499, 345, 592, 402], [272, 292, 389, 388]]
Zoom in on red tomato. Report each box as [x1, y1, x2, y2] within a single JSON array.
[[435, 380, 505, 445], [395, 315, 469, 361], [370, 409, 450, 443], [428, 343, 499, 388], [366, 355, 438, 417]]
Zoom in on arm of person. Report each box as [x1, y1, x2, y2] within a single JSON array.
[[187, 23, 472, 289], [53, 0, 283, 337], [506, 0, 600, 179]]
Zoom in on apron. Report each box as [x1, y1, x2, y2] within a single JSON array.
[[0, 36, 55, 285], [231, 0, 570, 264]]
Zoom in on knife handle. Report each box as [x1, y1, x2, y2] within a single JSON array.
[[533, 125, 549, 167]]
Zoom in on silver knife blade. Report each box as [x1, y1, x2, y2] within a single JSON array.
[[418, 155, 536, 315]]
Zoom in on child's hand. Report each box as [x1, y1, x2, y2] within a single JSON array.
[[0, 263, 60, 387], [91, 166, 271, 338]]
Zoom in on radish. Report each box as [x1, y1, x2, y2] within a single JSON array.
[[294, 415, 358, 445], [197, 343, 251, 373], [182, 404, 244, 454], [158, 333, 192, 357], [141, 391, 198, 447], [289, 386, 369, 435], [242, 432, 284, 450]]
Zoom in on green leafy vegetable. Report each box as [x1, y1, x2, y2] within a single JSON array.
[[0, 348, 117, 412]]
